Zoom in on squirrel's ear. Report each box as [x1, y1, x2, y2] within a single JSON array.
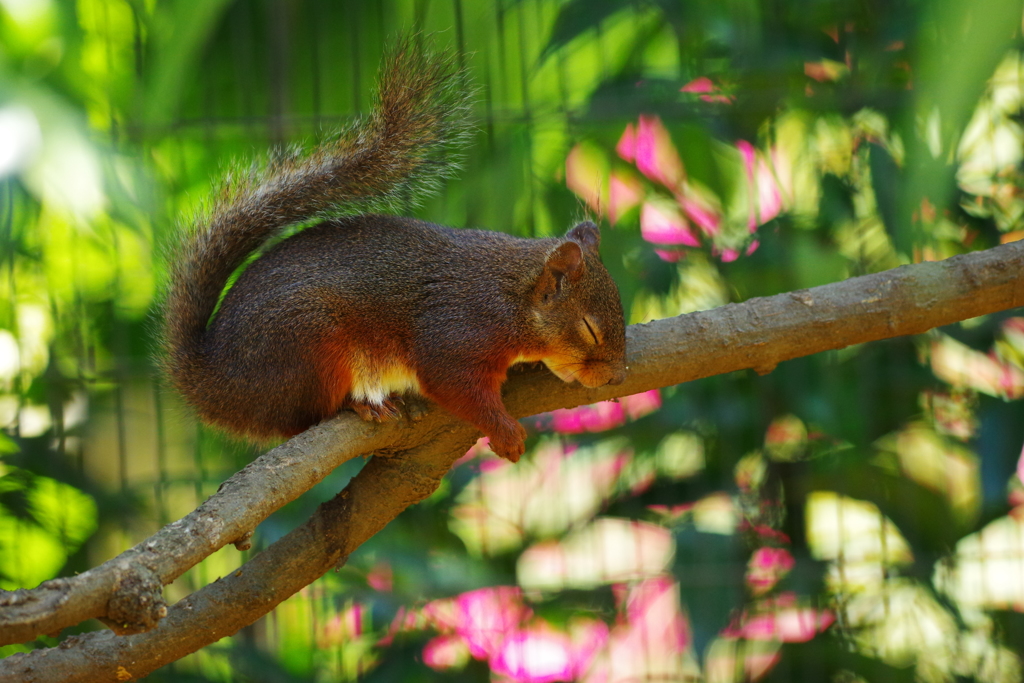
[[535, 241, 585, 301], [566, 221, 601, 254]]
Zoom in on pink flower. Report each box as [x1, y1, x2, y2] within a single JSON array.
[[415, 586, 533, 660], [584, 576, 691, 681], [548, 401, 626, 434], [377, 605, 426, 646], [730, 609, 833, 642], [678, 194, 721, 236], [453, 586, 532, 659], [629, 468, 658, 496], [352, 603, 364, 635], [492, 626, 575, 682], [1017, 440, 1024, 487], [998, 355, 1024, 399], [765, 415, 806, 448], [653, 248, 686, 262], [746, 547, 795, 594], [647, 503, 695, 521], [626, 577, 687, 648], [804, 60, 846, 82], [931, 335, 1024, 399], [723, 593, 834, 642], [706, 639, 782, 682], [618, 115, 684, 188], [681, 77, 735, 103], [737, 140, 785, 231], [640, 201, 700, 246], [718, 248, 740, 263], [608, 171, 643, 223], [751, 548, 795, 572], [737, 139, 757, 168], [411, 593, 615, 680], [1002, 317, 1024, 336], [488, 619, 610, 683], [421, 598, 460, 633], [621, 389, 662, 420], [318, 603, 365, 647], [367, 562, 393, 592], [568, 619, 610, 674], [540, 391, 662, 434], [680, 77, 716, 93], [566, 143, 607, 214], [744, 525, 791, 544], [423, 634, 471, 671], [617, 122, 637, 162], [701, 93, 735, 104], [714, 242, 761, 263]]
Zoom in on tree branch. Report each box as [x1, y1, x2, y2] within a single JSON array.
[[0, 409, 420, 644], [1, 241, 1022, 680]]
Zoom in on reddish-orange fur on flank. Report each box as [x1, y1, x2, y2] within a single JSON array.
[[315, 337, 355, 421]]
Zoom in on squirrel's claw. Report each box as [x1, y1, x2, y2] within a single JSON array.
[[349, 396, 403, 423], [487, 421, 527, 463]]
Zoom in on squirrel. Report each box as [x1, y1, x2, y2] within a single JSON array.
[[162, 40, 627, 463]]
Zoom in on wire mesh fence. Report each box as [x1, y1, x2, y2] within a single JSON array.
[[2, 0, 1024, 681]]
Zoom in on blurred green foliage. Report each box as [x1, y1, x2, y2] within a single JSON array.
[[2, 0, 1024, 681]]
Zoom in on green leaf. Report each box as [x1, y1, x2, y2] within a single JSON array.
[[142, 0, 235, 127], [900, 0, 1024, 253], [27, 476, 98, 549], [869, 142, 904, 244], [540, 0, 635, 61], [0, 516, 66, 590], [0, 433, 19, 456]]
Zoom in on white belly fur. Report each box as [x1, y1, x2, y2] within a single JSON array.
[[348, 352, 544, 406], [348, 356, 421, 405]]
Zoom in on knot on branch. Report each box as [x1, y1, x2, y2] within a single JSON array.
[[232, 529, 254, 551], [103, 566, 167, 636]]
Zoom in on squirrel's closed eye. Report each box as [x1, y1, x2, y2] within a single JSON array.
[[581, 316, 602, 345]]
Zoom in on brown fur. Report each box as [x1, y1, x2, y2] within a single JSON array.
[[162, 41, 626, 462]]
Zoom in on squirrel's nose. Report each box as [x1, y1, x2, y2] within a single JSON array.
[[607, 368, 627, 386]]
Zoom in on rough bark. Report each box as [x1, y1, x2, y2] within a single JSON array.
[[1, 240, 1022, 681]]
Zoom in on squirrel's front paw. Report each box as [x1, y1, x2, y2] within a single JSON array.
[[487, 421, 527, 463]]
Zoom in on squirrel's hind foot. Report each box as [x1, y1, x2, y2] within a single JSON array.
[[348, 395, 404, 423]]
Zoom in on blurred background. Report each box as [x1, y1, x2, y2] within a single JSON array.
[[3, 0, 1024, 680]]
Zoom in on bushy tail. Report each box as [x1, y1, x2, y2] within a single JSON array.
[[163, 38, 472, 384]]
